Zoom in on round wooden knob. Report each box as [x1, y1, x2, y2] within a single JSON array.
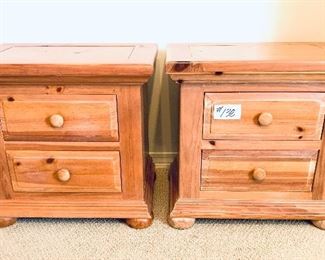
[[258, 112, 273, 126], [252, 168, 266, 182], [56, 169, 71, 182], [49, 114, 64, 128]]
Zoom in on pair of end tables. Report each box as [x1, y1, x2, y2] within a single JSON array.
[[0, 43, 325, 230]]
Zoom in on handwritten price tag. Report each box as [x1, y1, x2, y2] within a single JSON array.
[[213, 104, 241, 120]]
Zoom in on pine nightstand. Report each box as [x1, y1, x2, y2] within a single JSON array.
[[166, 43, 325, 229], [0, 44, 157, 229]]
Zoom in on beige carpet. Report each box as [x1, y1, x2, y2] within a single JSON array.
[[1, 168, 325, 260]]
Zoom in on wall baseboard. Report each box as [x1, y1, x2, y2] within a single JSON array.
[[149, 152, 177, 169]]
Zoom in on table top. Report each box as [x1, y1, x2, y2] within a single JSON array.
[[166, 43, 325, 74], [0, 44, 157, 77]]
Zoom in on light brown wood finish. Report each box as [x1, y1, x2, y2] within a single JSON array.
[[168, 158, 196, 229], [169, 74, 325, 84], [0, 44, 157, 228], [311, 117, 325, 225], [167, 43, 325, 229], [126, 218, 153, 229], [312, 220, 325, 230], [0, 154, 156, 219], [118, 85, 145, 200], [201, 140, 321, 150], [204, 93, 325, 140], [6, 150, 121, 193], [201, 150, 317, 192], [0, 126, 12, 200], [0, 200, 152, 218], [1, 95, 118, 141], [166, 43, 325, 73], [0, 217, 17, 228], [167, 217, 195, 230], [0, 44, 157, 77], [170, 199, 325, 219], [178, 85, 204, 199], [199, 190, 312, 201], [4, 141, 121, 151], [143, 156, 156, 220]]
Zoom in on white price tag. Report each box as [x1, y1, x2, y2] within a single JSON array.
[[213, 104, 241, 120]]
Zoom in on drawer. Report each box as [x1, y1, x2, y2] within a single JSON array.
[[6, 150, 122, 193], [203, 93, 325, 140], [201, 150, 318, 192], [1, 95, 118, 141]]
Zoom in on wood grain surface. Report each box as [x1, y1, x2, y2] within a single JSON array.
[[1, 95, 119, 141], [167, 43, 325, 229], [6, 150, 122, 193], [166, 43, 325, 73], [0, 44, 157, 77], [0, 44, 156, 228], [201, 150, 317, 192], [203, 92, 325, 140]]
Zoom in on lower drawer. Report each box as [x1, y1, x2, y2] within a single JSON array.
[[6, 150, 122, 193], [201, 150, 318, 192]]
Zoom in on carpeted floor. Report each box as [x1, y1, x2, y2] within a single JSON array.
[[1, 168, 325, 260]]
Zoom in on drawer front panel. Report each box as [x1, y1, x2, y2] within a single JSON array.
[[203, 93, 324, 140], [7, 150, 122, 193], [201, 150, 318, 192], [1, 95, 118, 141]]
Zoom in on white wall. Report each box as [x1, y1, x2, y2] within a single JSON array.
[[2, 0, 324, 44]]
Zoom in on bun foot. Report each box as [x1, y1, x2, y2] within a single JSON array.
[[0, 217, 17, 228], [312, 220, 325, 230], [168, 216, 195, 229], [126, 218, 153, 229]]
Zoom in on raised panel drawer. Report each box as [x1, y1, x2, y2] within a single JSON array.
[[1, 95, 118, 141], [6, 150, 122, 193], [201, 150, 318, 192], [203, 93, 325, 140]]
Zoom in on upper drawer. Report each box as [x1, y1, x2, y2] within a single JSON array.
[[1, 95, 118, 141], [203, 93, 325, 140], [7, 150, 121, 193]]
